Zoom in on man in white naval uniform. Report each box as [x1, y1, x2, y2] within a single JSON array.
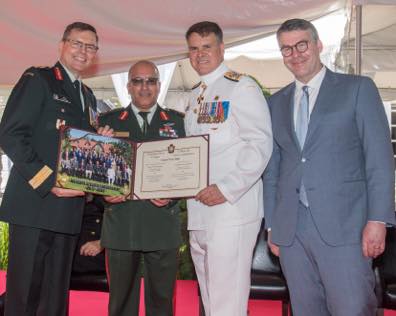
[[184, 21, 273, 316]]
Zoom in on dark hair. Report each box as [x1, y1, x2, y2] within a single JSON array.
[[276, 18, 319, 42], [185, 21, 223, 43], [62, 22, 98, 43]]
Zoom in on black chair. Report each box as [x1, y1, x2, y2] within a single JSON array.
[[69, 271, 109, 292], [198, 222, 291, 316], [374, 227, 396, 316]]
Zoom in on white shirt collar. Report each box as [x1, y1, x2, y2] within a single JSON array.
[[130, 103, 158, 124], [295, 66, 326, 91], [200, 62, 228, 86]]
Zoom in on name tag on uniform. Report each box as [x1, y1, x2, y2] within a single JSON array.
[[53, 93, 71, 104]]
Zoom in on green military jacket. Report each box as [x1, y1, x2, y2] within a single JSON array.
[[98, 104, 185, 251], [0, 62, 97, 234]]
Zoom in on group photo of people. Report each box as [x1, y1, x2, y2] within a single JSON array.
[[0, 1, 395, 316], [58, 128, 133, 192]]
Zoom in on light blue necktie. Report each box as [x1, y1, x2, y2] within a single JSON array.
[[296, 85, 309, 206]]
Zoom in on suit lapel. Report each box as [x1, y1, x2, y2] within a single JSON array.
[[281, 83, 301, 151], [304, 70, 338, 147]]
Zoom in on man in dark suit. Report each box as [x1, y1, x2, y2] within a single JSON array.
[[72, 194, 105, 274], [0, 22, 100, 316], [99, 60, 185, 316], [263, 18, 395, 316]]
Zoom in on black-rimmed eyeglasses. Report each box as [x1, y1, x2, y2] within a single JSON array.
[[280, 40, 309, 57], [65, 39, 98, 53], [129, 77, 159, 86]]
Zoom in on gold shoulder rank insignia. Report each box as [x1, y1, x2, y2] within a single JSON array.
[[224, 71, 243, 82], [191, 81, 201, 90], [23, 72, 35, 77]]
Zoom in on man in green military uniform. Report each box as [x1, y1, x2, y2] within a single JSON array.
[[0, 22, 100, 315], [99, 60, 185, 316]]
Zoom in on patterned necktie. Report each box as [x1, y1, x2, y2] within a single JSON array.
[[296, 85, 309, 206], [138, 111, 149, 135]]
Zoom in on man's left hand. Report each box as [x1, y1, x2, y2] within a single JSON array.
[[362, 221, 386, 258], [97, 125, 114, 137], [195, 184, 226, 206]]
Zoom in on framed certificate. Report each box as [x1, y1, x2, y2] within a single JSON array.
[[55, 127, 209, 199], [132, 135, 209, 200]]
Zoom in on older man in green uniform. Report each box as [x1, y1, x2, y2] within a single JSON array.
[[0, 22, 100, 315], [99, 60, 185, 316]]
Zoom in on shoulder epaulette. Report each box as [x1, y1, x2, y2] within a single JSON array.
[[23, 66, 49, 77], [224, 71, 244, 82], [99, 107, 125, 117], [191, 81, 201, 90], [33, 66, 51, 72], [167, 108, 185, 118]]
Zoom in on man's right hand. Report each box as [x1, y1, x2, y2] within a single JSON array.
[[104, 195, 127, 203], [268, 230, 280, 257], [51, 187, 85, 197]]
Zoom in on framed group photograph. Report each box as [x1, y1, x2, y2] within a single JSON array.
[[55, 127, 209, 199], [56, 127, 133, 196]]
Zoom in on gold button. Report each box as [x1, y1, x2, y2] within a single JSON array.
[[90, 231, 96, 236], [95, 219, 100, 223]]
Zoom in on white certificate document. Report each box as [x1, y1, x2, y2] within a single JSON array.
[[132, 135, 209, 200]]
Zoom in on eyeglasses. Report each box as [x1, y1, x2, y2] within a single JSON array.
[[129, 77, 159, 86], [65, 39, 98, 53], [280, 40, 309, 57]]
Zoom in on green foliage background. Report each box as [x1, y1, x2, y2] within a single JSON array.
[[0, 221, 8, 270]]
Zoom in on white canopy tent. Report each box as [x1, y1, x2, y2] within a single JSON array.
[[336, 1, 396, 101], [0, 0, 346, 87]]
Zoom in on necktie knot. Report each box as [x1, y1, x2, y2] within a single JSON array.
[[74, 80, 81, 91]]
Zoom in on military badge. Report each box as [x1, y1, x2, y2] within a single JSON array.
[[53, 93, 71, 104], [159, 123, 178, 138]]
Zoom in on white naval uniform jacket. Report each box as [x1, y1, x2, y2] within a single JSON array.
[[185, 63, 273, 230]]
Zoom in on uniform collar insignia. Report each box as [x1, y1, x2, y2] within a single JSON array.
[[160, 111, 169, 121], [54, 67, 64, 81], [119, 110, 129, 121]]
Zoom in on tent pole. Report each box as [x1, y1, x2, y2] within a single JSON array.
[[355, 5, 362, 75]]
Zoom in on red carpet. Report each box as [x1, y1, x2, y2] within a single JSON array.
[[0, 271, 395, 315], [70, 280, 396, 316]]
